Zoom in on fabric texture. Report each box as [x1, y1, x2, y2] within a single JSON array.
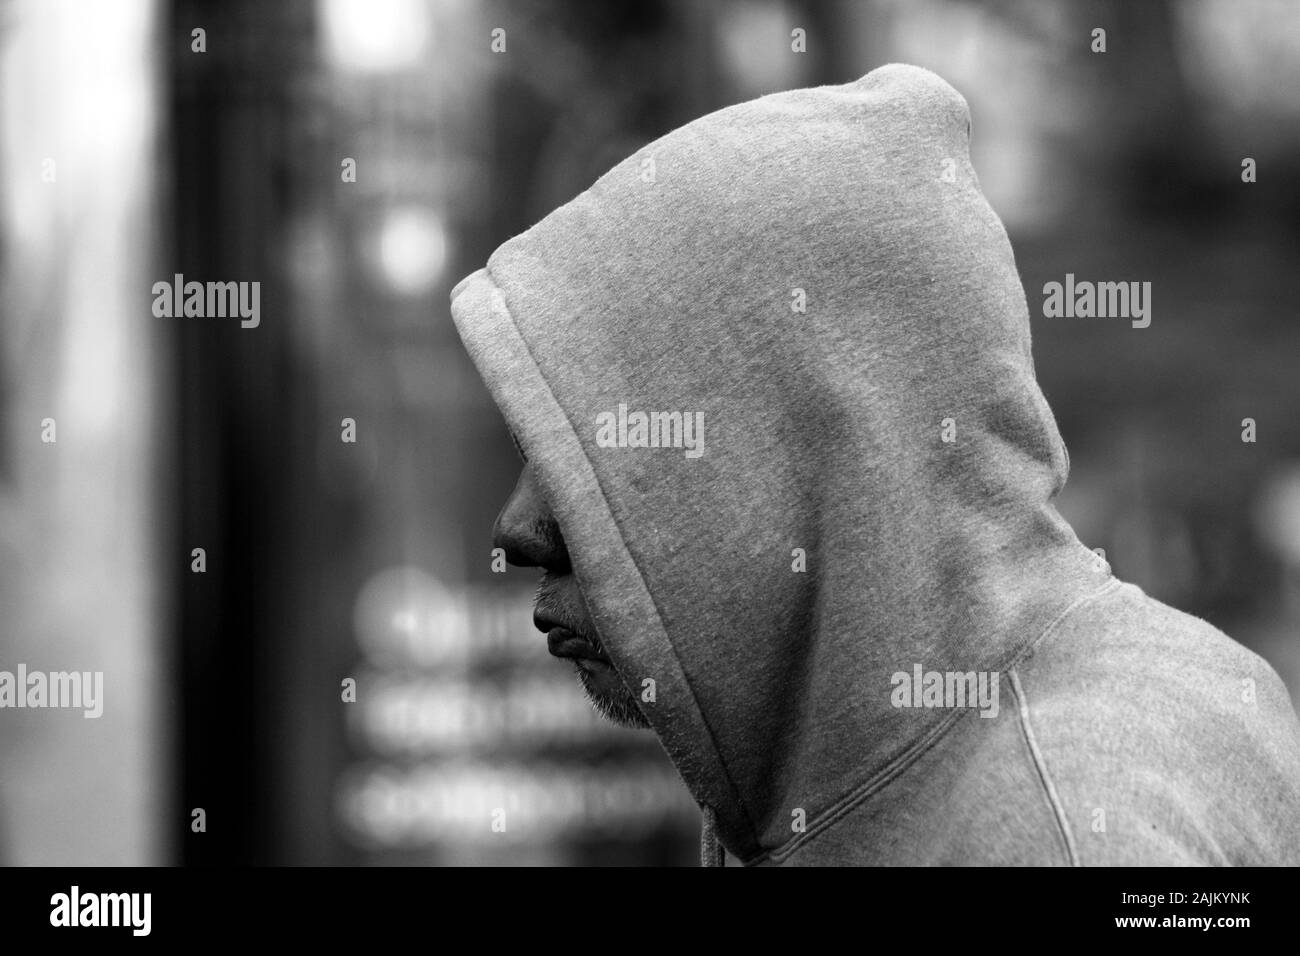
[[449, 63, 1300, 865]]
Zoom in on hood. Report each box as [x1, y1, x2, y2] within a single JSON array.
[[449, 63, 1105, 864]]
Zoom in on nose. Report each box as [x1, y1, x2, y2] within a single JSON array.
[[492, 466, 571, 573]]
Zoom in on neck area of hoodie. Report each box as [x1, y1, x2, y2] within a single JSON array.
[[450, 63, 1111, 864]]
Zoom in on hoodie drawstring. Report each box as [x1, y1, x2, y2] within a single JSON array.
[[700, 805, 725, 867]]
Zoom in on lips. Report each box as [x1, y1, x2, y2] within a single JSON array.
[[545, 626, 607, 663], [534, 610, 609, 665]]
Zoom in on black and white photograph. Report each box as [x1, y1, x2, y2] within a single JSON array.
[[0, 0, 1297, 939]]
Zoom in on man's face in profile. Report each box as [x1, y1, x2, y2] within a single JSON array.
[[493, 454, 651, 729]]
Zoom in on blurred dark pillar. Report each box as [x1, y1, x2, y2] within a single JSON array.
[[168, 0, 315, 865]]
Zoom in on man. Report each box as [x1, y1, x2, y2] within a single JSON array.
[[449, 64, 1300, 865]]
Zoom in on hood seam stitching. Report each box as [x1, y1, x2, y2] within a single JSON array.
[[480, 262, 765, 854]]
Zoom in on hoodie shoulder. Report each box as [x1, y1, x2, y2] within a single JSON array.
[[1014, 581, 1300, 865]]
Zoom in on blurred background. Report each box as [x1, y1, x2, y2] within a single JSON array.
[[1, 0, 1299, 865]]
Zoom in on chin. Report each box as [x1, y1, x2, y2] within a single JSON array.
[[574, 660, 652, 729]]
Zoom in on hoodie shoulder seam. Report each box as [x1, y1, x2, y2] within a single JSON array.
[[1008, 666, 1079, 866], [759, 576, 1119, 865]]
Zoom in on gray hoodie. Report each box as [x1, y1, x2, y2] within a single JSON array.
[[450, 64, 1300, 865]]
